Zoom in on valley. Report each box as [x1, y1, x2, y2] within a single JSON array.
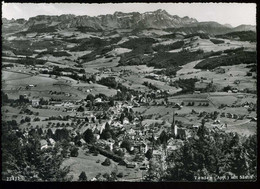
[[1, 8, 257, 182]]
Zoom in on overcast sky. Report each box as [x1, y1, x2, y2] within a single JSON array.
[[2, 2, 256, 27]]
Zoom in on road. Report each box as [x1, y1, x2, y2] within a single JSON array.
[[228, 119, 251, 127]]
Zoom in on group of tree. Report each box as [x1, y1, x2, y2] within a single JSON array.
[[2, 56, 46, 66], [100, 122, 115, 140], [222, 85, 233, 92], [83, 129, 95, 144], [171, 78, 199, 94], [98, 77, 118, 89], [2, 122, 71, 181], [154, 66, 181, 77], [143, 81, 158, 90], [194, 50, 256, 70], [156, 121, 257, 181]]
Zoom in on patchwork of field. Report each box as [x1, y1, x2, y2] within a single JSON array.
[[175, 63, 256, 91], [121, 74, 180, 94], [2, 69, 119, 100], [132, 90, 256, 136], [184, 37, 256, 52]]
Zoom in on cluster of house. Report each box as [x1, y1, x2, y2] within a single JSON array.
[[145, 73, 171, 83], [73, 101, 190, 169], [220, 112, 247, 120], [40, 138, 56, 150]]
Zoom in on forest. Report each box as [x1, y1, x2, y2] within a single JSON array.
[[145, 121, 257, 181], [194, 51, 257, 70]]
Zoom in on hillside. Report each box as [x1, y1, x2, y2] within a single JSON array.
[[215, 31, 257, 42]]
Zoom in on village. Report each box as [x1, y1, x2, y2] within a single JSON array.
[[1, 5, 257, 182], [2, 57, 257, 181]]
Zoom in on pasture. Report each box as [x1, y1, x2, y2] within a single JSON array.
[[82, 57, 120, 69], [184, 37, 256, 53], [61, 148, 143, 181]]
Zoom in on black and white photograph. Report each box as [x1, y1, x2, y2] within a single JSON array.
[[1, 2, 257, 182]]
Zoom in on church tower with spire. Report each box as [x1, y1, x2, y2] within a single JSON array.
[[171, 112, 178, 136]]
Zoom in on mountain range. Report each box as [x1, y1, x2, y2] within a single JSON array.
[[2, 9, 256, 35]]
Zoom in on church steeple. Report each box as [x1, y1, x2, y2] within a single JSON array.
[[171, 112, 178, 137]]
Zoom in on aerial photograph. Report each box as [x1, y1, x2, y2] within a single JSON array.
[[1, 3, 257, 182]]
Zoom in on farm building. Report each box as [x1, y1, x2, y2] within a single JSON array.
[[94, 98, 102, 103], [61, 71, 73, 76], [93, 134, 100, 140], [133, 142, 148, 154], [80, 138, 86, 145], [123, 117, 130, 125], [32, 99, 40, 107], [48, 138, 56, 146], [121, 160, 136, 168], [40, 140, 48, 150]]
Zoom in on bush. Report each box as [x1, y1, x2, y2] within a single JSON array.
[[120, 140, 132, 152], [101, 158, 111, 166], [117, 172, 123, 178], [70, 147, 79, 157], [96, 159, 101, 163], [246, 72, 252, 76], [223, 85, 232, 92], [33, 117, 40, 122], [98, 77, 117, 89], [93, 151, 99, 156], [78, 171, 87, 181], [25, 116, 31, 122]]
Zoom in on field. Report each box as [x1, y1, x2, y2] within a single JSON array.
[[176, 60, 202, 75], [2, 69, 117, 100], [82, 57, 120, 68], [61, 147, 144, 181], [113, 65, 160, 73], [184, 37, 256, 52], [2, 70, 32, 80], [175, 63, 256, 91], [120, 74, 180, 94]]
